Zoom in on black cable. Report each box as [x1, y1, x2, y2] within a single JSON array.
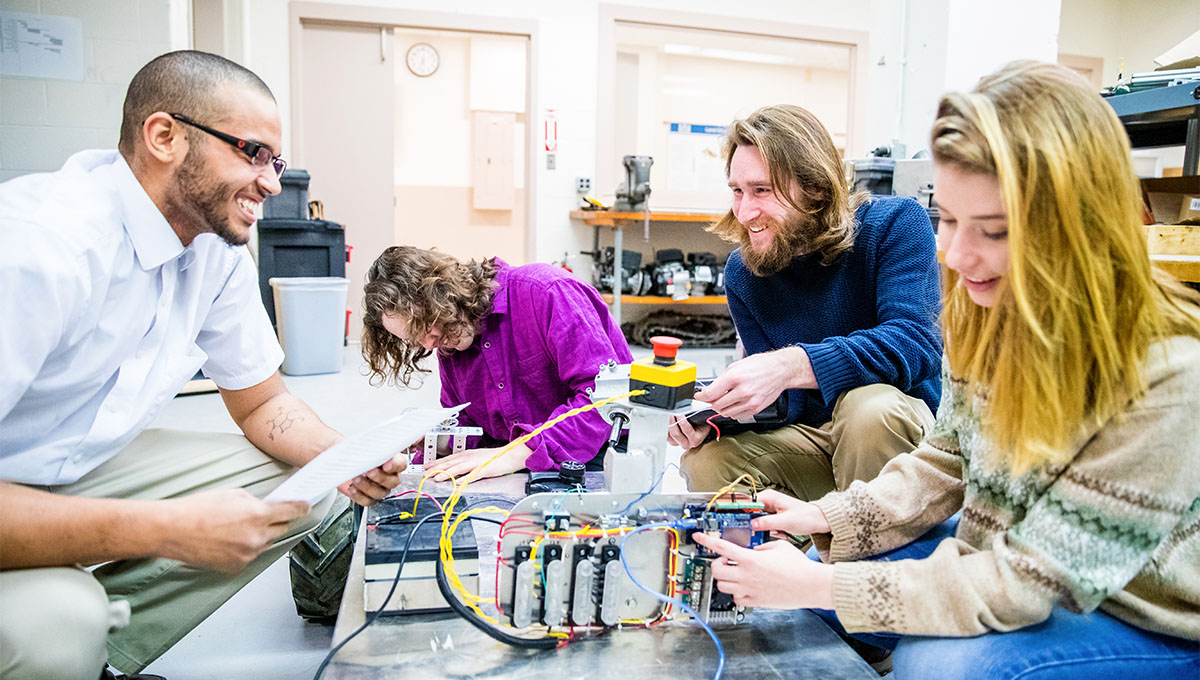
[[435, 543, 561, 650], [312, 511, 505, 679]]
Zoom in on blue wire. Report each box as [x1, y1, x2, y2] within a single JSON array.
[[619, 522, 725, 680], [615, 462, 681, 517]]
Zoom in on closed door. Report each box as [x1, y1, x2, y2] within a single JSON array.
[[295, 21, 395, 343]]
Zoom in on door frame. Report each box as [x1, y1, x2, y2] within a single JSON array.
[[595, 3, 869, 199], [288, 2, 540, 262]]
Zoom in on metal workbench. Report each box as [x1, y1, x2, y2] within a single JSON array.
[[321, 475, 877, 679]]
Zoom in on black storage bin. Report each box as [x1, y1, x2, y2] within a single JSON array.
[[852, 158, 895, 195], [257, 217, 345, 327], [263, 169, 311, 219]]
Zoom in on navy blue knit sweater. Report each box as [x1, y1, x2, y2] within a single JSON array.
[[724, 195, 942, 426]]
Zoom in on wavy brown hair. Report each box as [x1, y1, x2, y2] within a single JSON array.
[[361, 246, 499, 387], [708, 104, 867, 265]]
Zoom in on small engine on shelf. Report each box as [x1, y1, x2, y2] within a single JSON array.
[[649, 249, 690, 299], [591, 247, 651, 296], [685, 252, 724, 296]]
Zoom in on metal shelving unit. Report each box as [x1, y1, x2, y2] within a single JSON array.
[[569, 209, 727, 323], [1105, 81, 1200, 175]]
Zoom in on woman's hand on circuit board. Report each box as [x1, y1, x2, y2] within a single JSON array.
[[692, 531, 835, 610], [751, 489, 832, 536]]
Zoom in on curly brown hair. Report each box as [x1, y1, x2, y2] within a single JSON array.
[[361, 246, 499, 387]]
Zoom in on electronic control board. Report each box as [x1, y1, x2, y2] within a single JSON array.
[[494, 492, 767, 630]]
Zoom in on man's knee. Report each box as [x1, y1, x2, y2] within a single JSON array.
[[0, 567, 117, 680], [679, 439, 745, 491], [833, 384, 929, 445]]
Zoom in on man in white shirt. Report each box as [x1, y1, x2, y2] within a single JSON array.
[[0, 51, 406, 680]]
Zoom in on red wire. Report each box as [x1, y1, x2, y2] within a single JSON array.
[[706, 414, 722, 441], [384, 489, 445, 511]]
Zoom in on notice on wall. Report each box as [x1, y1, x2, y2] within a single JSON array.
[[543, 108, 558, 152], [666, 123, 726, 193], [0, 10, 84, 81]]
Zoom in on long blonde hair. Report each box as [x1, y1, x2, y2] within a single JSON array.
[[931, 60, 1200, 472]]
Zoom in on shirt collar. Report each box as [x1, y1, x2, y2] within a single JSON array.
[[111, 154, 185, 270], [490, 259, 511, 315]]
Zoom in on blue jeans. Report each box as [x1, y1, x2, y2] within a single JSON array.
[[809, 516, 1200, 680]]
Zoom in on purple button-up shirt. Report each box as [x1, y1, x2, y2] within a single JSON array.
[[438, 261, 633, 471]]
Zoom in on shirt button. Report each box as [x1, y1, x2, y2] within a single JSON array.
[[484, 342, 491, 349], [136, 350, 145, 358], [497, 382, 504, 389]]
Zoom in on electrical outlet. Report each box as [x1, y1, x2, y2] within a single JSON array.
[[546, 153, 556, 170], [575, 176, 592, 193]]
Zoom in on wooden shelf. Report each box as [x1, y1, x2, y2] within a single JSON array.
[[570, 209, 722, 227], [1151, 254, 1200, 283], [600, 294, 727, 304]]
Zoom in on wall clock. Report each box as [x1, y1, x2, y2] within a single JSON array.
[[406, 42, 439, 77]]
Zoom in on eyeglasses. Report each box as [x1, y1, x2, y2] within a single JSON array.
[[169, 113, 287, 178]]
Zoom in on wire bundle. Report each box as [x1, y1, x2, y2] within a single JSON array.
[[316, 387, 751, 680]]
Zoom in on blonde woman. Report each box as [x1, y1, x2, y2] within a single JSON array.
[[693, 61, 1200, 678]]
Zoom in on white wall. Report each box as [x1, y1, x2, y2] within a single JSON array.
[[2, 0, 1111, 262], [1059, 0, 1200, 83], [0, 0, 187, 182], [243, 0, 921, 264]]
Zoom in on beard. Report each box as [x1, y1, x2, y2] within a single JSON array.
[[738, 210, 822, 277], [170, 146, 249, 246]]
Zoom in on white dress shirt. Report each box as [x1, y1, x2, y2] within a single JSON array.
[[0, 150, 284, 485]]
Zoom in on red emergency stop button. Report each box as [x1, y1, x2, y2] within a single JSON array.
[[650, 336, 683, 365]]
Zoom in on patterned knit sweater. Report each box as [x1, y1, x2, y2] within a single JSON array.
[[812, 336, 1200, 641]]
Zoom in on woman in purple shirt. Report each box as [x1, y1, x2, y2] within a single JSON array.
[[362, 246, 634, 481]]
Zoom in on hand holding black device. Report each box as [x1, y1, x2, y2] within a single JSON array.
[[684, 392, 790, 436]]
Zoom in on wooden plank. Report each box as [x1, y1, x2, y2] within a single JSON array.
[[569, 209, 722, 226], [601, 294, 727, 304], [1146, 224, 1200, 256], [1152, 255, 1200, 283]]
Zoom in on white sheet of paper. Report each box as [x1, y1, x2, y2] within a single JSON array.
[[264, 404, 467, 505]]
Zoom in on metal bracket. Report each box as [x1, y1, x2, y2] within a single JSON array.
[[410, 414, 483, 473]]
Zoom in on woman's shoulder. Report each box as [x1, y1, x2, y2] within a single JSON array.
[[1142, 336, 1200, 399]]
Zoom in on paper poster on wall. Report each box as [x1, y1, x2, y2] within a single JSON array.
[[666, 123, 727, 193], [0, 11, 84, 81], [543, 108, 558, 152]]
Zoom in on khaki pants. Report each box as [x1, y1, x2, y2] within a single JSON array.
[[680, 384, 934, 501], [0, 429, 333, 679]]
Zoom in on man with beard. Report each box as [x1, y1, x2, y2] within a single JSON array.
[[0, 52, 408, 680], [668, 104, 941, 504]]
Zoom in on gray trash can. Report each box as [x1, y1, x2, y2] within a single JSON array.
[[269, 277, 349, 376]]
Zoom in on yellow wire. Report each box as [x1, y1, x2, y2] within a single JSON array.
[[435, 389, 645, 630], [443, 505, 510, 606], [703, 472, 758, 513], [409, 464, 456, 518]]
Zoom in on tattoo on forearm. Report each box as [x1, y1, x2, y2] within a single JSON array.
[[266, 407, 305, 441]]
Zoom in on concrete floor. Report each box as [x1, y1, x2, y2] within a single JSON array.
[[142, 344, 736, 679]]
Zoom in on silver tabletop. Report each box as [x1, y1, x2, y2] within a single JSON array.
[[324, 474, 877, 680]]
